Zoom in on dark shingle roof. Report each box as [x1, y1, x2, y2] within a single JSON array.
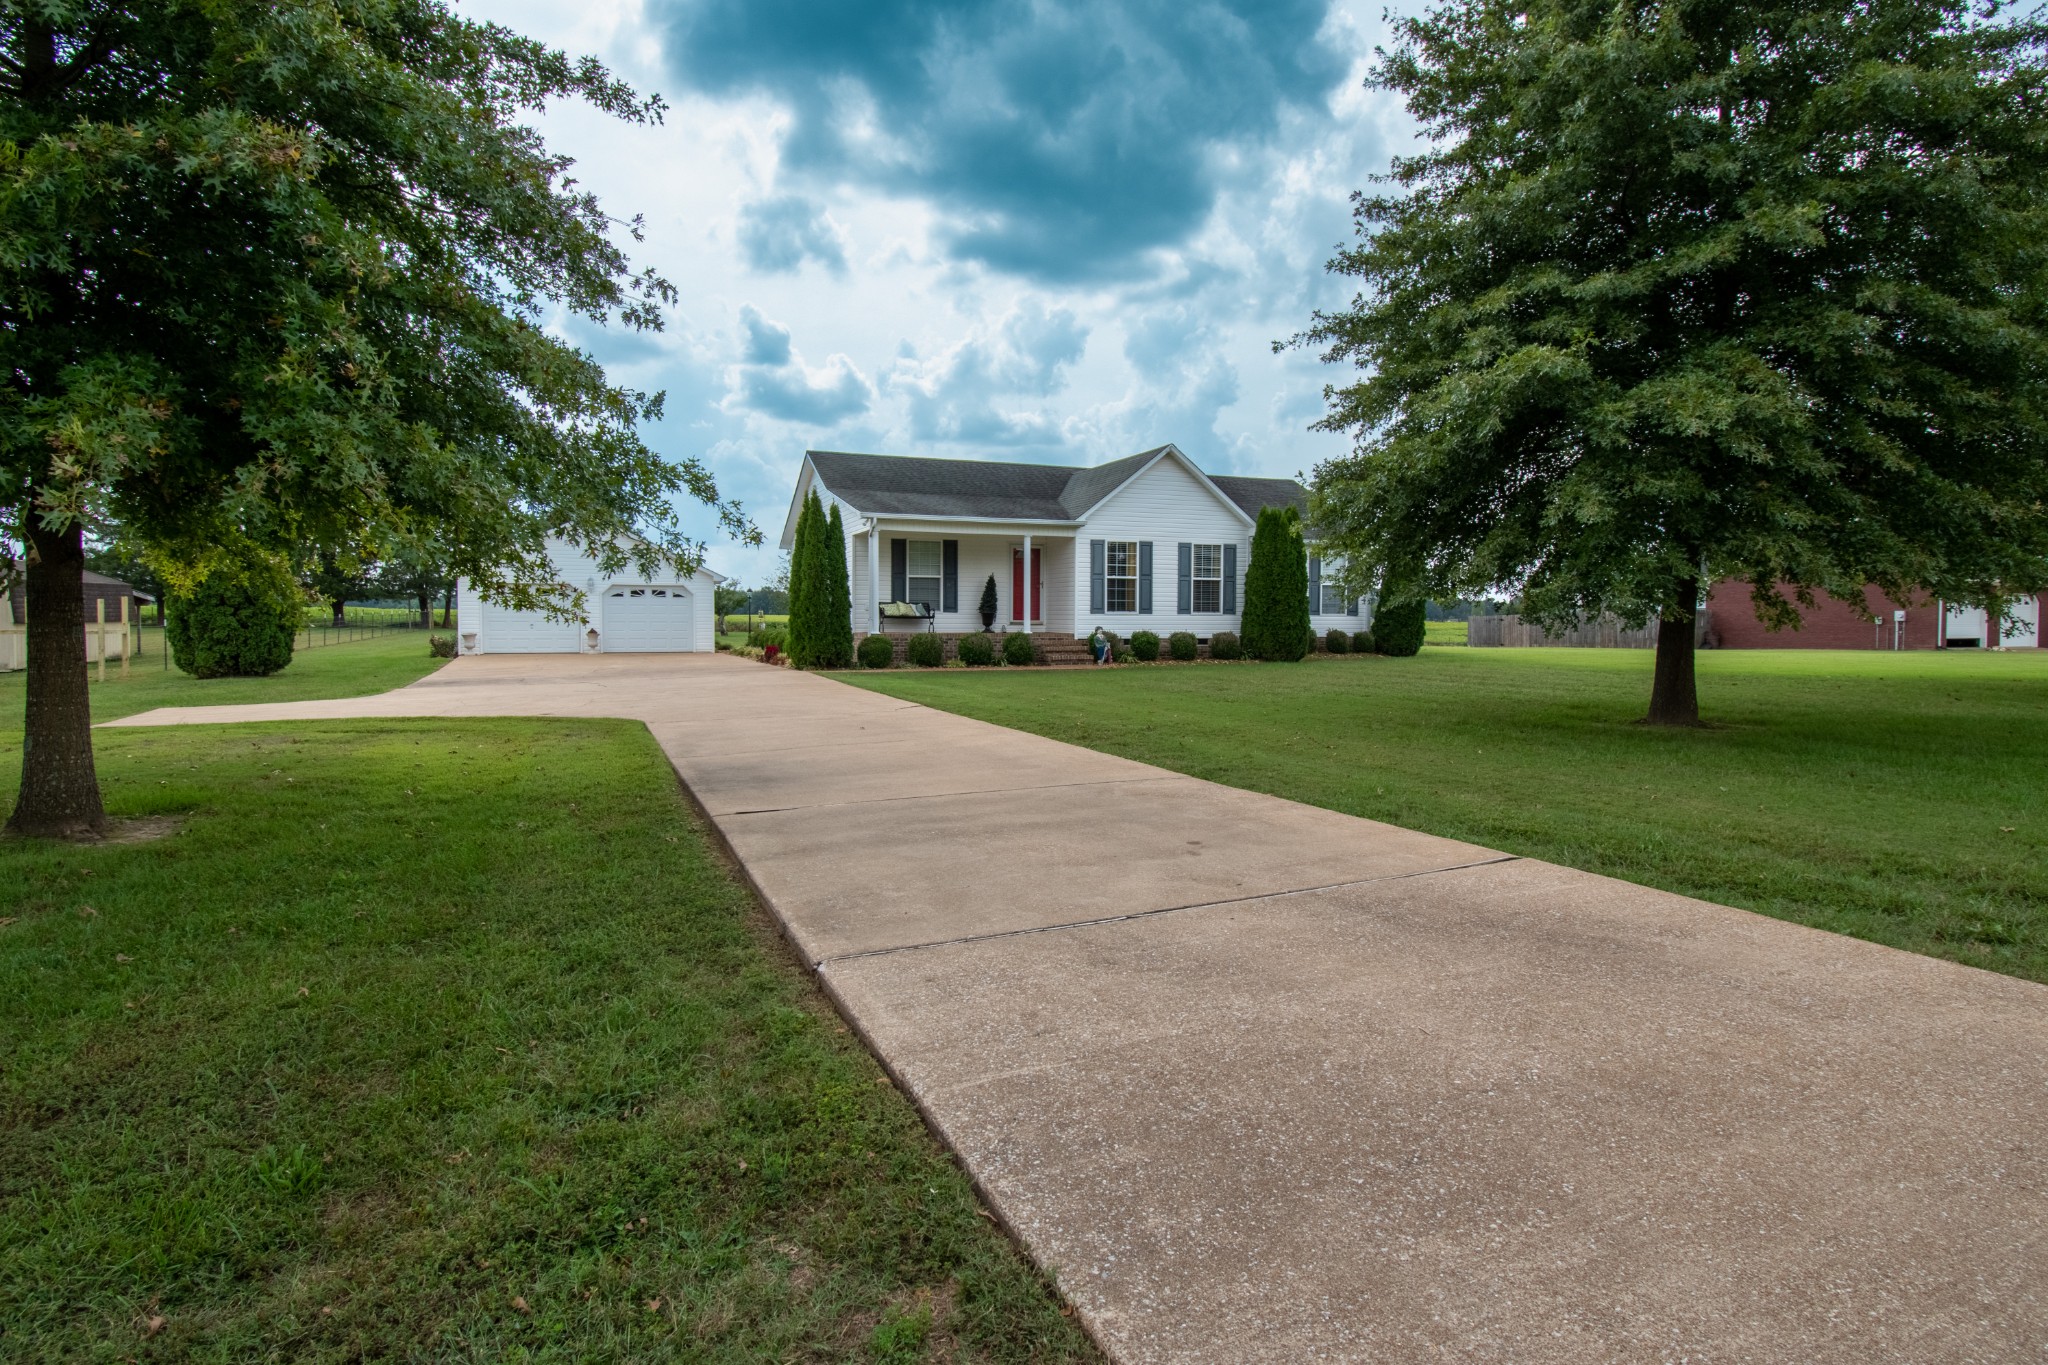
[[1210, 475, 1309, 522], [806, 446, 1305, 523], [806, 450, 1080, 520]]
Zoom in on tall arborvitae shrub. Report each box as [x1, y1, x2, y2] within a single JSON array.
[[786, 490, 814, 665], [820, 502, 855, 668], [786, 490, 826, 667], [1373, 600, 1426, 657], [1241, 506, 1310, 661]]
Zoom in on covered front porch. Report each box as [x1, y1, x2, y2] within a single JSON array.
[[850, 521, 1079, 639]]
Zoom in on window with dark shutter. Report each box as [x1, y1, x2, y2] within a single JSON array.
[[1191, 543, 1222, 613]]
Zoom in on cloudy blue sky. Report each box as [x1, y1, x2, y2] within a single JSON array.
[[467, 0, 1417, 586]]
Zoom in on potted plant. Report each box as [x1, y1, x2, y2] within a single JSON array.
[[979, 574, 998, 632]]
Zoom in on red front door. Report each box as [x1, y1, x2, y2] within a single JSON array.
[[1012, 548, 1042, 622]]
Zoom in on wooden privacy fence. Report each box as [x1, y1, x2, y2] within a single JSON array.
[[1468, 612, 1712, 648]]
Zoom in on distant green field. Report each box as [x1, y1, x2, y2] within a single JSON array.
[[1424, 619, 1469, 645], [848, 647, 2048, 984]]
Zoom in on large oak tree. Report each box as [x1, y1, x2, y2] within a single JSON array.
[[3, 0, 753, 835], [1298, 0, 2048, 723]]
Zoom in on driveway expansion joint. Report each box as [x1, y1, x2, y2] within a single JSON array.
[[811, 854, 1526, 967]]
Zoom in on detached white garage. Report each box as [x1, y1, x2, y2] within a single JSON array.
[[456, 538, 721, 655]]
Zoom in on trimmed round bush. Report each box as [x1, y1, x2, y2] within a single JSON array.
[[1351, 629, 1375, 654], [166, 548, 300, 678], [1325, 627, 1350, 654], [1373, 601, 1427, 657], [755, 623, 789, 651], [857, 634, 894, 669], [907, 632, 944, 667], [1001, 631, 1035, 665], [1129, 630, 1160, 661], [1208, 630, 1241, 660], [1168, 631, 1198, 661], [957, 632, 995, 666]]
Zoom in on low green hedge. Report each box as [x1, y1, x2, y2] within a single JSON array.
[[857, 634, 894, 669], [1208, 630, 1241, 660], [907, 633, 943, 667], [1130, 630, 1160, 662], [1001, 632, 1034, 666], [1168, 631, 1198, 661], [1351, 629, 1374, 654], [957, 633, 995, 667], [1325, 628, 1350, 654]]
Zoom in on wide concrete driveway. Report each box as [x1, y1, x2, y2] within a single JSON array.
[[110, 653, 2048, 1363]]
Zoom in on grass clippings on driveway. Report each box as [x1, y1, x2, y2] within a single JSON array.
[[846, 646, 2048, 984], [0, 718, 1096, 1363]]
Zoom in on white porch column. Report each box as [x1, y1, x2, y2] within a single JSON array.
[[866, 521, 881, 632], [1021, 533, 1033, 634]]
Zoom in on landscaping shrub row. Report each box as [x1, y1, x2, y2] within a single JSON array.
[[770, 623, 1413, 670]]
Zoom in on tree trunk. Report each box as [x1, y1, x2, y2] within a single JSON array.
[[441, 583, 455, 628], [330, 597, 346, 628], [7, 520, 107, 837], [1644, 580, 1702, 726], [417, 591, 431, 629]]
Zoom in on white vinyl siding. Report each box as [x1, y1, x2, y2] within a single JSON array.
[[458, 536, 716, 653], [1074, 453, 1250, 637]]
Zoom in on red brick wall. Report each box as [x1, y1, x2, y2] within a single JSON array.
[[1705, 581, 1952, 650]]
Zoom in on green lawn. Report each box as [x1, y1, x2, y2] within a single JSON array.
[[846, 647, 2048, 984], [1, 669, 1094, 1360], [0, 628, 449, 726]]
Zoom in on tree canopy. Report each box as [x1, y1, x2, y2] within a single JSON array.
[[3, 0, 755, 833], [1297, 0, 2048, 722]]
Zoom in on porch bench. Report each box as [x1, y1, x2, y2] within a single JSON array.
[[878, 600, 936, 631]]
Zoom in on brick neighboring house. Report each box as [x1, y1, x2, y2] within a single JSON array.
[[1705, 581, 2044, 650]]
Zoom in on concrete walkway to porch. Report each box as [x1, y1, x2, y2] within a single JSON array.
[[108, 653, 2048, 1363]]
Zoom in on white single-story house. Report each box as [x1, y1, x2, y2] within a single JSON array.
[[782, 444, 1368, 641], [455, 536, 721, 654]]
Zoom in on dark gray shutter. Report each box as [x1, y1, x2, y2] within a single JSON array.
[[890, 539, 907, 602], [1308, 555, 1322, 614], [942, 540, 959, 612], [1177, 543, 1193, 614], [1222, 544, 1237, 614], [1090, 539, 1106, 613], [1138, 542, 1153, 614]]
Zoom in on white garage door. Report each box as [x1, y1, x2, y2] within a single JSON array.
[[479, 601, 583, 653], [602, 585, 696, 652]]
